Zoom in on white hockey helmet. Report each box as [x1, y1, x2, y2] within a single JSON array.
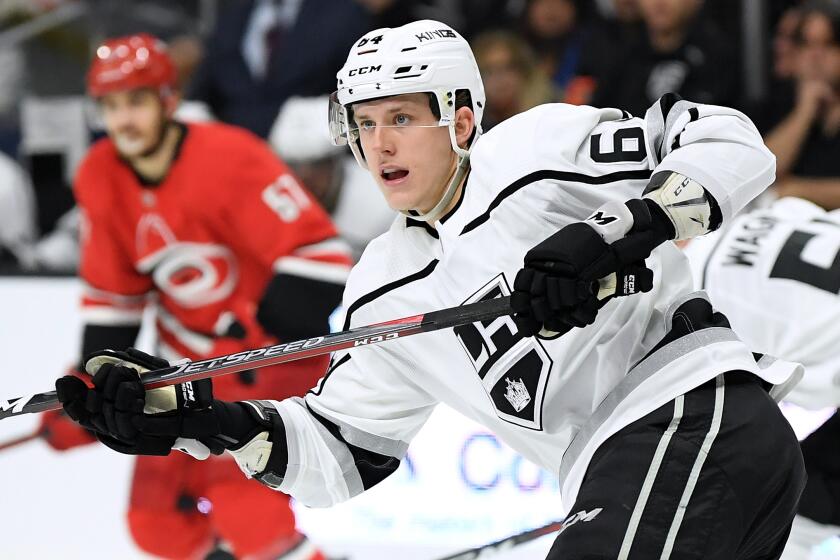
[[329, 20, 486, 221], [270, 96, 343, 162]]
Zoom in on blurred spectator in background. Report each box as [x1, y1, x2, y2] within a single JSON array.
[[0, 150, 80, 274], [765, 0, 840, 210], [90, 0, 202, 41], [165, 35, 204, 92], [454, 0, 524, 40], [472, 30, 556, 129], [774, 6, 804, 82], [589, 0, 738, 117], [354, 0, 459, 31], [594, 0, 642, 23], [269, 96, 394, 261], [0, 151, 37, 270], [27, 206, 80, 272], [0, 45, 25, 156], [188, 0, 369, 138], [571, 0, 643, 105], [520, 0, 588, 97], [39, 33, 350, 560]]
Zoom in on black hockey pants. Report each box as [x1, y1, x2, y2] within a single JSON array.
[[547, 372, 806, 560]]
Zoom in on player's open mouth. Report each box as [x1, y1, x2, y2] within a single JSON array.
[[381, 167, 409, 185]]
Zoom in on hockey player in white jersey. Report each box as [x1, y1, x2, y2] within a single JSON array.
[[684, 196, 840, 560], [56, 20, 805, 559]]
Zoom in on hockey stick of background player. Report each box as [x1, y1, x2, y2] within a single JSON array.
[[0, 275, 619, 422], [0, 296, 514, 421], [435, 519, 565, 560], [0, 431, 43, 453]]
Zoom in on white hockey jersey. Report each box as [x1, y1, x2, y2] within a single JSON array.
[[684, 196, 840, 410], [257, 98, 795, 512]]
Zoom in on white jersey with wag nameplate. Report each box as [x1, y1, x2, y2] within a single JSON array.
[[685, 196, 840, 410]]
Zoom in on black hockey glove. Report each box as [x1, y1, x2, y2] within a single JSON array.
[[55, 348, 262, 458], [511, 198, 674, 337], [56, 349, 180, 455]]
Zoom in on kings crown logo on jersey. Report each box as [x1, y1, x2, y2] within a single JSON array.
[[504, 377, 531, 412]]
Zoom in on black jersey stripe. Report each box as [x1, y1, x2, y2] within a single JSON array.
[[308, 353, 353, 397], [406, 217, 439, 238], [658, 92, 683, 123], [342, 259, 439, 330], [700, 231, 730, 290], [306, 403, 401, 490], [460, 168, 652, 235], [312, 260, 438, 398]]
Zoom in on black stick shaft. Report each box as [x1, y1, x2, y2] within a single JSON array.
[[435, 520, 564, 560], [0, 297, 512, 421]]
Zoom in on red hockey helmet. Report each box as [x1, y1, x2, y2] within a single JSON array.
[[86, 33, 177, 98]]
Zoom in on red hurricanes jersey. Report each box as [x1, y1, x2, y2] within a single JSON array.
[[75, 122, 352, 398]]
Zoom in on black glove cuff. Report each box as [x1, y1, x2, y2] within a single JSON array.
[[708, 195, 723, 231], [219, 399, 290, 487], [209, 399, 269, 449], [626, 198, 677, 241]]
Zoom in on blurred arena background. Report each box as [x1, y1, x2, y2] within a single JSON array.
[[1, 0, 840, 558]]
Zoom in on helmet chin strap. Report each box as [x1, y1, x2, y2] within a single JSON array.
[[398, 122, 474, 224]]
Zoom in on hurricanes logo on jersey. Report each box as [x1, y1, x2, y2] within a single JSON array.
[[135, 213, 238, 308]]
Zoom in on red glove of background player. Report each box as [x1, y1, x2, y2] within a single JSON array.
[[39, 408, 97, 451]]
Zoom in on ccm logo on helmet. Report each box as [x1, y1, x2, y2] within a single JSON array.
[[348, 65, 382, 76], [416, 29, 457, 42]]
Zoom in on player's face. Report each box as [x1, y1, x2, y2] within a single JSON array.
[[99, 88, 168, 158], [353, 93, 457, 214]]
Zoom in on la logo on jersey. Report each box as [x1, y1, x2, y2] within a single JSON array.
[[454, 274, 552, 431]]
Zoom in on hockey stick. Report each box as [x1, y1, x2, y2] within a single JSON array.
[[0, 296, 514, 422], [0, 431, 42, 453], [435, 519, 564, 559]]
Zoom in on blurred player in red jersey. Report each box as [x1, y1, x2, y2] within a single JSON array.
[[38, 33, 350, 560]]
